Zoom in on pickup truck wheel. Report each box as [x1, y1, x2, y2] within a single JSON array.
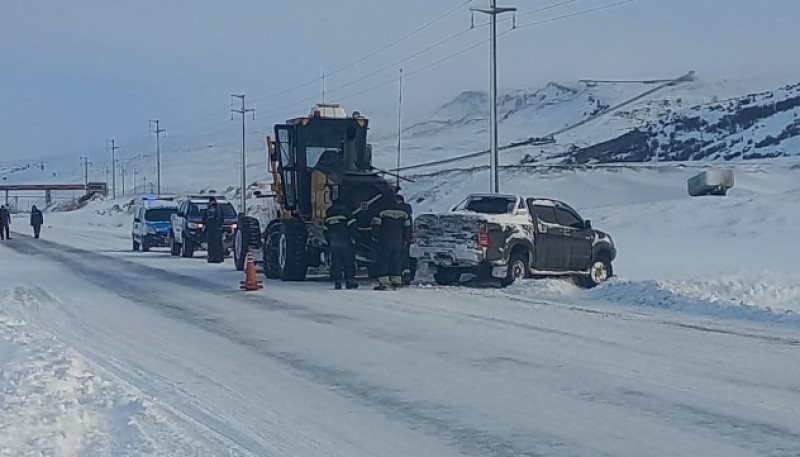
[[170, 233, 181, 256], [141, 238, 150, 252], [582, 258, 612, 288], [181, 234, 194, 258], [434, 268, 460, 286], [501, 251, 529, 287], [132, 239, 140, 252]]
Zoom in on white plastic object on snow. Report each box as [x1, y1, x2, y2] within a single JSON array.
[[687, 169, 734, 197]]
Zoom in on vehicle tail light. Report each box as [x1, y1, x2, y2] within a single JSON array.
[[477, 223, 489, 248]]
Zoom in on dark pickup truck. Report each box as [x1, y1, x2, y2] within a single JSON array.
[[410, 194, 616, 287]]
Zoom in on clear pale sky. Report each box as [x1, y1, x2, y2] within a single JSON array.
[[1, 0, 798, 164]]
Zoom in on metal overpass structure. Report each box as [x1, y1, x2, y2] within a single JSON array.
[[0, 182, 107, 206]]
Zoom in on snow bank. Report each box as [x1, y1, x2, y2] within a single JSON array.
[[0, 288, 148, 456], [589, 277, 800, 328]]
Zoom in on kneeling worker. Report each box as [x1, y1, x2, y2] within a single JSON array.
[[324, 194, 359, 290]]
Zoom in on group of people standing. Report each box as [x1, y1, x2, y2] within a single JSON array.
[[324, 189, 413, 291], [0, 204, 43, 241]]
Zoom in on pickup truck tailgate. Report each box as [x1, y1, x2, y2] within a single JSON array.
[[412, 213, 485, 265], [414, 213, 483, 248]]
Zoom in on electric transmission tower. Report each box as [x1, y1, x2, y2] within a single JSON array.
[[230, 95, 255, 214], [149, 120, 166, 194], [107, 139, 120, 199], [79, 156, 93, 195], [471, 0, 516, 193]]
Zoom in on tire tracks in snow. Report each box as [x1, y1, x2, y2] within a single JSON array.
[[5, 236, 580, 457], [7, 235, 800, 456]]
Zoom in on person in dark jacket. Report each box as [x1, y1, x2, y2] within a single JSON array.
[[396, 193, 414, 281], [203, 197, 225, 263], [0, 205, 10, 240], [372, 191, 412, 290], [30, 205, 44, 239], [324, 196, 359, 290]]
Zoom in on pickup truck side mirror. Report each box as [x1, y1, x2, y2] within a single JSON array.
[[584, 219, 592, 229]]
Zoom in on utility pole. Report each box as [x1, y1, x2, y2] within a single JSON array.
[[120, 164, 126, 196], [108, 139, 120, 199], [133, 168, 138, 194], [149, 120, 166, 195], [79, 156, 92, 196], [104, 165, 109, 189], [472, 0, 516, 193], [230, 94, 255, 214], [396, 68, 404, 190], [321, 67, 326, 104]]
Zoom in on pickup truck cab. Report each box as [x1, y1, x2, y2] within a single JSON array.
[[132, 196, 179, 252], [411, 194, 616, 287], [169, 195, 238, 258]]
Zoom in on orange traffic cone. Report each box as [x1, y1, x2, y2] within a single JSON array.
[[239, 249, 263, 291]]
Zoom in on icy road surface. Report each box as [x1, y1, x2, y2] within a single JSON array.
[[1, 234, 799, 456]]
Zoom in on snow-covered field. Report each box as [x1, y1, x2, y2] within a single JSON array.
[[2, 159, 800, 455]]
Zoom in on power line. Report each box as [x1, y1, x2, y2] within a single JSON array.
[[516, 0, 581, 18], [250, 0, 475, 104], [259, 27, 476, 119], [515, 0, 636, 29], [261, 0, 602, 121]]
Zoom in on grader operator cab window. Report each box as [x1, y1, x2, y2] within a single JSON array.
[[275, 125, 297, 210], [274, 117, 371, 217]]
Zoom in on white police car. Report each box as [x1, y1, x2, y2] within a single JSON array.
[[132, 195, 179, 252]]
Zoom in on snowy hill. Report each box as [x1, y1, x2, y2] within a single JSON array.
[[2, 76, 798, 206], [370, 78, 693, 170], [569, 82, 800, 163]]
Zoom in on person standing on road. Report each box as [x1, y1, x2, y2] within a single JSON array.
[[324, 194, 359, 290], [372, 190, 412, 290], [30, 205, 44, 239], [396, 192, 414, 283], [0, 205, 11, 240], [203, 197, 225, 264]]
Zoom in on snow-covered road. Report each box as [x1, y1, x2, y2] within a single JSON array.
[[1, 231, 799, 456]]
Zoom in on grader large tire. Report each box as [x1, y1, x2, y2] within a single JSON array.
[[278, 218, 309, 281], [263, 224, 281, 279], [234, 216, 262, 272]]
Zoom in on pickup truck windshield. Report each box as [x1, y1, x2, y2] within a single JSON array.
[[188, 203, 237, 218], [455, 196, 516, 214]]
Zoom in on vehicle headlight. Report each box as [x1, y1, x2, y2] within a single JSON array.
[[188, 222, 204, 229], [147, 226, 157, 234], [231, 223, 238, 231]]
